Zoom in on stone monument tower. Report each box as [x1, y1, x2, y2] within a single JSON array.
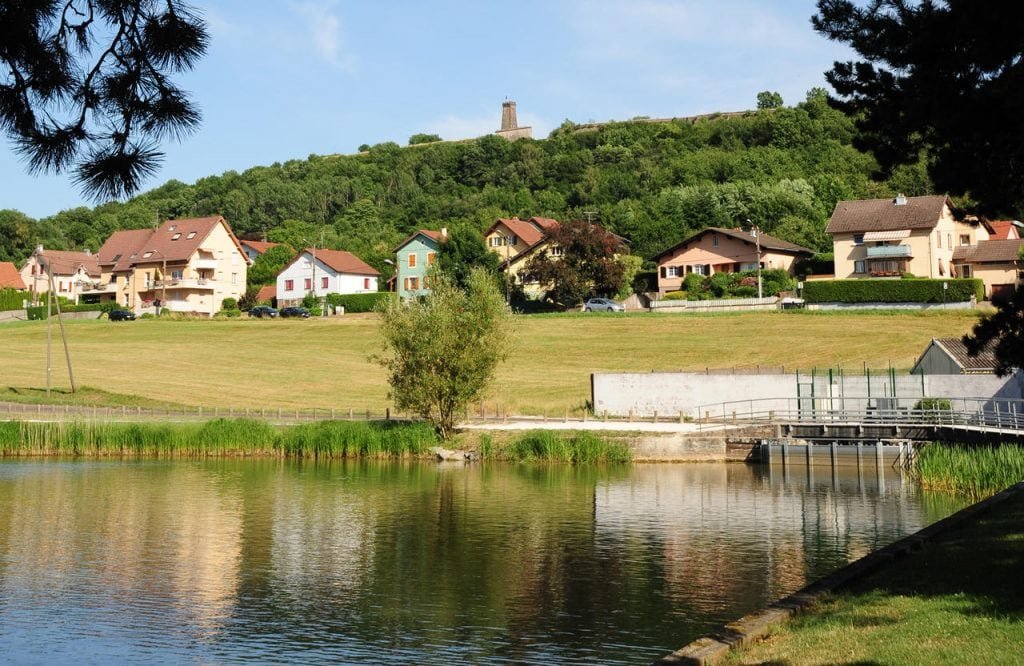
[[495, 100, 532, 140]]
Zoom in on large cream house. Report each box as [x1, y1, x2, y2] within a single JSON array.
[[826, 195, 990, 279], [87, 216, 249, 316]]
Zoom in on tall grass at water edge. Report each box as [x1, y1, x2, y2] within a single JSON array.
[[503, 430, 632, 464], [0, 419, 437, 458], [917, 443, 1024, 499]]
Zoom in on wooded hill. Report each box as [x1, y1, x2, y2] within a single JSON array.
[[0, 90, 936, 276]]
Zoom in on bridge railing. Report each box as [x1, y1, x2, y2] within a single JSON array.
[[694, 396, 1024, 434]]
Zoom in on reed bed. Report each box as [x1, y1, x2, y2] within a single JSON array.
[[0, 419, 436, 458], [502, 430, 632, 464], [917, 442, 1024, 499]]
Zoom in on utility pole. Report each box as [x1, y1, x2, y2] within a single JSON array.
[[45, 264, 77, 393], [748, 218, 763, 299]]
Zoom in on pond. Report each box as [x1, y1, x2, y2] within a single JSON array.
[[0, 458, 966, 664]]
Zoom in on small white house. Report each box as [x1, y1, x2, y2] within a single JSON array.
[[276, 248, 379, 306]]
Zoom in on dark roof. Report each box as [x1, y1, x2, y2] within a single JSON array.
[[392, 229, 442, 253], [825, 195, 951, 234], [652, 227, 814, 262], [98, 229, 156, 271], [952, 239, 1024, 263], [304, 248, 379, 276], [925, 337, 998, 373], [0, 262, 26, 289]]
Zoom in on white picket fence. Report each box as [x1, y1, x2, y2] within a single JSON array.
[[649, 296, 779, 312]]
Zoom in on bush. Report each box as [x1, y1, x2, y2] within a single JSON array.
[[734, 286, 758, 297], [216, 309, 242, 318], [140, 313, 156, 320], [0, 288, 27, 311], [221, 297, 238, 310], [803, 278, 983, 303], [682, 273, 704, 294], [326, 292, 394, 313], [662, 290, 687, 301], [794, 252, 834, 276]]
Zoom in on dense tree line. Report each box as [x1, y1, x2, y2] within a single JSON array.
[[1, 90, 940, 278]]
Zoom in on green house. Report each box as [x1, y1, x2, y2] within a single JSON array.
[[393, 229, 443, 300]]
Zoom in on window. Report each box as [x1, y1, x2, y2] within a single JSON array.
[[427, 253, 436, 266], [854, 260, 866, 274], [938, 259, 946, 276], [285, 279, 294, 291], [172, 270, 182, 280], [550, 247, 563, 257], [143, 251, 153, 258], [171, 233, 181, 241], [321, 276, 329, 289], [409, 276, 419, 290], [740, 262, 759, 272], [509, 236, 518, 246], [947, 233, 952, 249], [712, 233, 719, 247], [489, 236, 502, 247], [936, 233, 942, 248], [364, 278, 370, 290], [853, 234, 865, 245], [961, 264, 973, 278], [408, 253, 416, 268], [403, 277, 409, 291], [231, 273, 238, 285], [689, 264, 707, 276], [664, 266, 680, 278], [304, 278, 312, 290], [186, 231, 197, 239], [960, 234, 970, 246]]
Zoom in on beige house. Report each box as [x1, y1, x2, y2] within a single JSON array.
[[485, 217, 561, 298], [951, 238, 1023, 300], [653, 227, 813, 294], [826, 194, 990, 279], [88, 216, 250, 316], [19, 247, 101, 303]]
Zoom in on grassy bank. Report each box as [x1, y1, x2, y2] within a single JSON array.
[[726, 487, 1024, 665], [917, 442, 1024, 499], [0, 310, 979, 414], [0, 419, 633, 463]]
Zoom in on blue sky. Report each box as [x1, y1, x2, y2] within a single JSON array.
[[1, 0, 853, 219]]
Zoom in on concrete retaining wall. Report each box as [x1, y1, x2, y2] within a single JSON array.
[[592, 371, 1024, 417]]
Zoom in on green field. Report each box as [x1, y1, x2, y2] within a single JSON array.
[[0, 310, 982, 414]]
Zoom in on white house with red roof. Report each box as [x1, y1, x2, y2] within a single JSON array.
[[91, 216, 250, 316], [276, 248, 379, 307], [19, 247, 101, 303]]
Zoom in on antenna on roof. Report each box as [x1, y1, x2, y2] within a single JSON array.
[[582, 211, 598, 224]]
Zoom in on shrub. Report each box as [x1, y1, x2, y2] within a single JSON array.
[[803, 278, 983, 303], [682, 272, 704, 294], [734, 286, 758, 297], [221, 297, 238, 310], [0, 288, 28, 311], [326, 292, 394, 313], [663, 290, 687, 301]]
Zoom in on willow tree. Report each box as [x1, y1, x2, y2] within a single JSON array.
[[375, 268, 512, 439]]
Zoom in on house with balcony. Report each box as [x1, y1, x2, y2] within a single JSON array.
[[653, 227, 813, 294], [393, 229, 445, 300], [826, 194, 990, 279], [91, 216, 250, 316], [276, 248, 379, 307], [19, 247, 101, 303]]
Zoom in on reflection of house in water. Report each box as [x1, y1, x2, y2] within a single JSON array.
[[593, 464, 923, 615]]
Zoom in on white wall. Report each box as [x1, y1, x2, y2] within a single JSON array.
[[276, 254, 378, 303]]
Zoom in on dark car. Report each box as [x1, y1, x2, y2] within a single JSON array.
[[279, 306, 311, 319], [248, 305, 279, 318], [108, 309, 136, 321]]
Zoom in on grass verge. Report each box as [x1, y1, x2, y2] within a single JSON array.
[[726, 487, 1024, 665], [917, 442, 1024, 499], [501, 430, 632, 463]]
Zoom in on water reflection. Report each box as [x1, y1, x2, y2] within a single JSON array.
[[0, 459, 966, 664]]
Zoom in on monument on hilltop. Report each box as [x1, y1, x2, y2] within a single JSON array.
[[494, 100, 532, 140]]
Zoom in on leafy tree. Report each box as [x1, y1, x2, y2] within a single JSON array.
[[756, 91, 784, 109], [374, 269, 512, 439], [524, 220, 625, 307], [1, 1, 209, 200], [238, 285, 261, 310], [436, 226, 498, 289], [247, 244, 297, 287], [813, 0, 1024, 216], [408, 133, 442, 145], [0, 209, 36, 263]]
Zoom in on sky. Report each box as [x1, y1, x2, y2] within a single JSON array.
[[1, 0, 854, 219]]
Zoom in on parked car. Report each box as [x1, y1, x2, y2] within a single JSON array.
[[279, 306, 311, 319], [248, 305, 278, 318], [584, 298, 624, 312], [108, 309, 136, 321]]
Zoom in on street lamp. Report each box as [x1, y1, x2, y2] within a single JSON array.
[[301, 237, 318, 307]]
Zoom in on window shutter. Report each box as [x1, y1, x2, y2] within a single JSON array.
[[660, 266, 667, 278]]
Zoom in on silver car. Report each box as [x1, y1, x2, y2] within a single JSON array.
[[584, 298, 624, 312]]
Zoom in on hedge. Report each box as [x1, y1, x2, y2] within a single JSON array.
[[26, 302, 110, 320], [0, 288, 28, 312], [325, 292, 394, 312], [803, 278, 983, 304]]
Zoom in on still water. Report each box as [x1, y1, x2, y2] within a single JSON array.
[[0, 459, 965, 664]]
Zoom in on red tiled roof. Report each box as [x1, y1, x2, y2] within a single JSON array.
[[302, 248, 380, 276], [240, 240, 281, 255], [256, 285, 276, 302], [392, 229, 443, 253], [487, 218, 546, 247], [952, 239, 1024, 263], [528, 217, 560, 231], [0, 261, 26, 289], [97, 217, 247, 272], [38, 249, 101, 277], [98, 229, 156, 272], [825, 195, 952, 234], [987, 221, 1020, 241]]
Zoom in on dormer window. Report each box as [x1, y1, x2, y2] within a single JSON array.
[[143, 251, 154, 258], [172, 233, 181, 241], [187, 231, 197, 239]]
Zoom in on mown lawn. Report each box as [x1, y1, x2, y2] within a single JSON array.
[[726, 487, 1024, 665], [0, 309, 982, 412]]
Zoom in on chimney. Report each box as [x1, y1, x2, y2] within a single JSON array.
[[894, 193, 908, 206], [501, 100, 518, 131], [440, 227, 448, 240]]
